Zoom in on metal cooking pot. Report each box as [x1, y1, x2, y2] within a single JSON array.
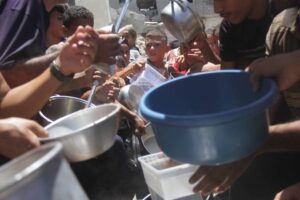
[[161, 0, 204, 43], [118, 84, 144, 111], [40, 104, 121, 162], [141, 124, 161, 154], [0, 143, 88, 200], [0, 143, 59, 199], [39, 95, 94, 126]]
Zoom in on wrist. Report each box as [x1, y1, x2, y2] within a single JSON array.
[[50, 59, 74, 82]]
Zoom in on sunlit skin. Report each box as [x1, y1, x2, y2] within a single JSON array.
[[145, 36, 169, 67]]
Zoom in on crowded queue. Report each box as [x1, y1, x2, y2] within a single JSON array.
[[1, 0, 300, 199]]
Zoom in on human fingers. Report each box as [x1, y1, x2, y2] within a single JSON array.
[[26, 120, 48, 138]]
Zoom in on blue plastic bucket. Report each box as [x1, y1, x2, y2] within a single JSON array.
[[140, 70, 278, 165]]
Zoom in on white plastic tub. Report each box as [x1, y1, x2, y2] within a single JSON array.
[[138, 152, 201, 200], [132, 63, 166, 92]]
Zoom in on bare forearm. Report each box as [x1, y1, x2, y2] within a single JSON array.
[[0, 68, 61, 119], [118, 101, 136, 118], [56, 78, 83, 93], [1, 52, 59, 88], [200, 39, 220, 64], [261, 120, 300, 153]]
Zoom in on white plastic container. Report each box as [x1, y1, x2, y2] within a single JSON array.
[[138, 152, 202, 200], [132, 63, 166, 92]]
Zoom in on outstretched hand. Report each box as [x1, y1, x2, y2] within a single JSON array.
[[0, 118, 48, 158], [57, 26, 98, 76], [247, 51, 300, 91], [189, 154, 256, 196]]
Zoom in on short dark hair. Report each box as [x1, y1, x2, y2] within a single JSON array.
[[49, 4, 68, 15], [63, 6, 94, 28], [119, 25, 137, 39], [145, 28, 168, 42]]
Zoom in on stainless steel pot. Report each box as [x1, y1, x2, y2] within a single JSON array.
[[39, 95, 94, 126], [0, 143, 88, 200], [41, 104, 121, 162], [0, 143, 61, 199], [118, 84, 144, 111], [141, 124, 161, 154], [161, 0, 204, 43]]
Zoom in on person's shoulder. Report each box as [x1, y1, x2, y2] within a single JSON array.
[[6, 0, 37, 11]]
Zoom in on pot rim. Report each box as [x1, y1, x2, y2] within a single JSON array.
[[39, 95, 95, 124], [40, 103, 120, 142]]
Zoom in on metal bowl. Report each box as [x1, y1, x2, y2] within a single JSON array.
[[39, 95, 94, 126], [140, 70, 278, 165], [0, 143, 63, 199], [40, 104, 121, 162]]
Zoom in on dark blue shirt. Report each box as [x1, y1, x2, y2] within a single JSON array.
[[0, 0, 49, 69]]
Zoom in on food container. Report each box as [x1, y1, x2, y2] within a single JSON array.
[[0, 143, 88, 200], [40, 103, 120, 162], [39, 95, 94, 125], [138, 152, 200, 200], [132, 63, 166, 92], [140, 70, 278, 165]]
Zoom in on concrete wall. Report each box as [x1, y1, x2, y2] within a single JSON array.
[[75, 0, 112, 29]]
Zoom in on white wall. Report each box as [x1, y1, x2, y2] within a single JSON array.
[[75, 0, 112, 29], [74, 0, 221, 35]]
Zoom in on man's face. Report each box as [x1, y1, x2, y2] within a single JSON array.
[[145, 36, 168, 63], [213, 0, 253, 24]]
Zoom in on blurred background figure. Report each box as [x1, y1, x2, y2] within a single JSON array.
[[46, 4, 69, 48], [119, 24, 141, 62]]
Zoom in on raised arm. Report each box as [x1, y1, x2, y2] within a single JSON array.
[[0, 26, 98, 119]]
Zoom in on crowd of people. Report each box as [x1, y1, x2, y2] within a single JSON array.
[[1, 0, 300, 199]]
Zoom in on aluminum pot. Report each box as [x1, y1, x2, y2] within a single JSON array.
[[118, 84, 144, 111], [0, 143, 63, 200], [140, 70, 278, 165], [40, 104, 121, 162], [141, 124, 161, 154], [161, 0, 204, 43], [39, 95, 95, 126]]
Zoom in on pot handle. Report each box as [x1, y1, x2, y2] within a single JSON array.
[[171, 0, 187, 11]]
